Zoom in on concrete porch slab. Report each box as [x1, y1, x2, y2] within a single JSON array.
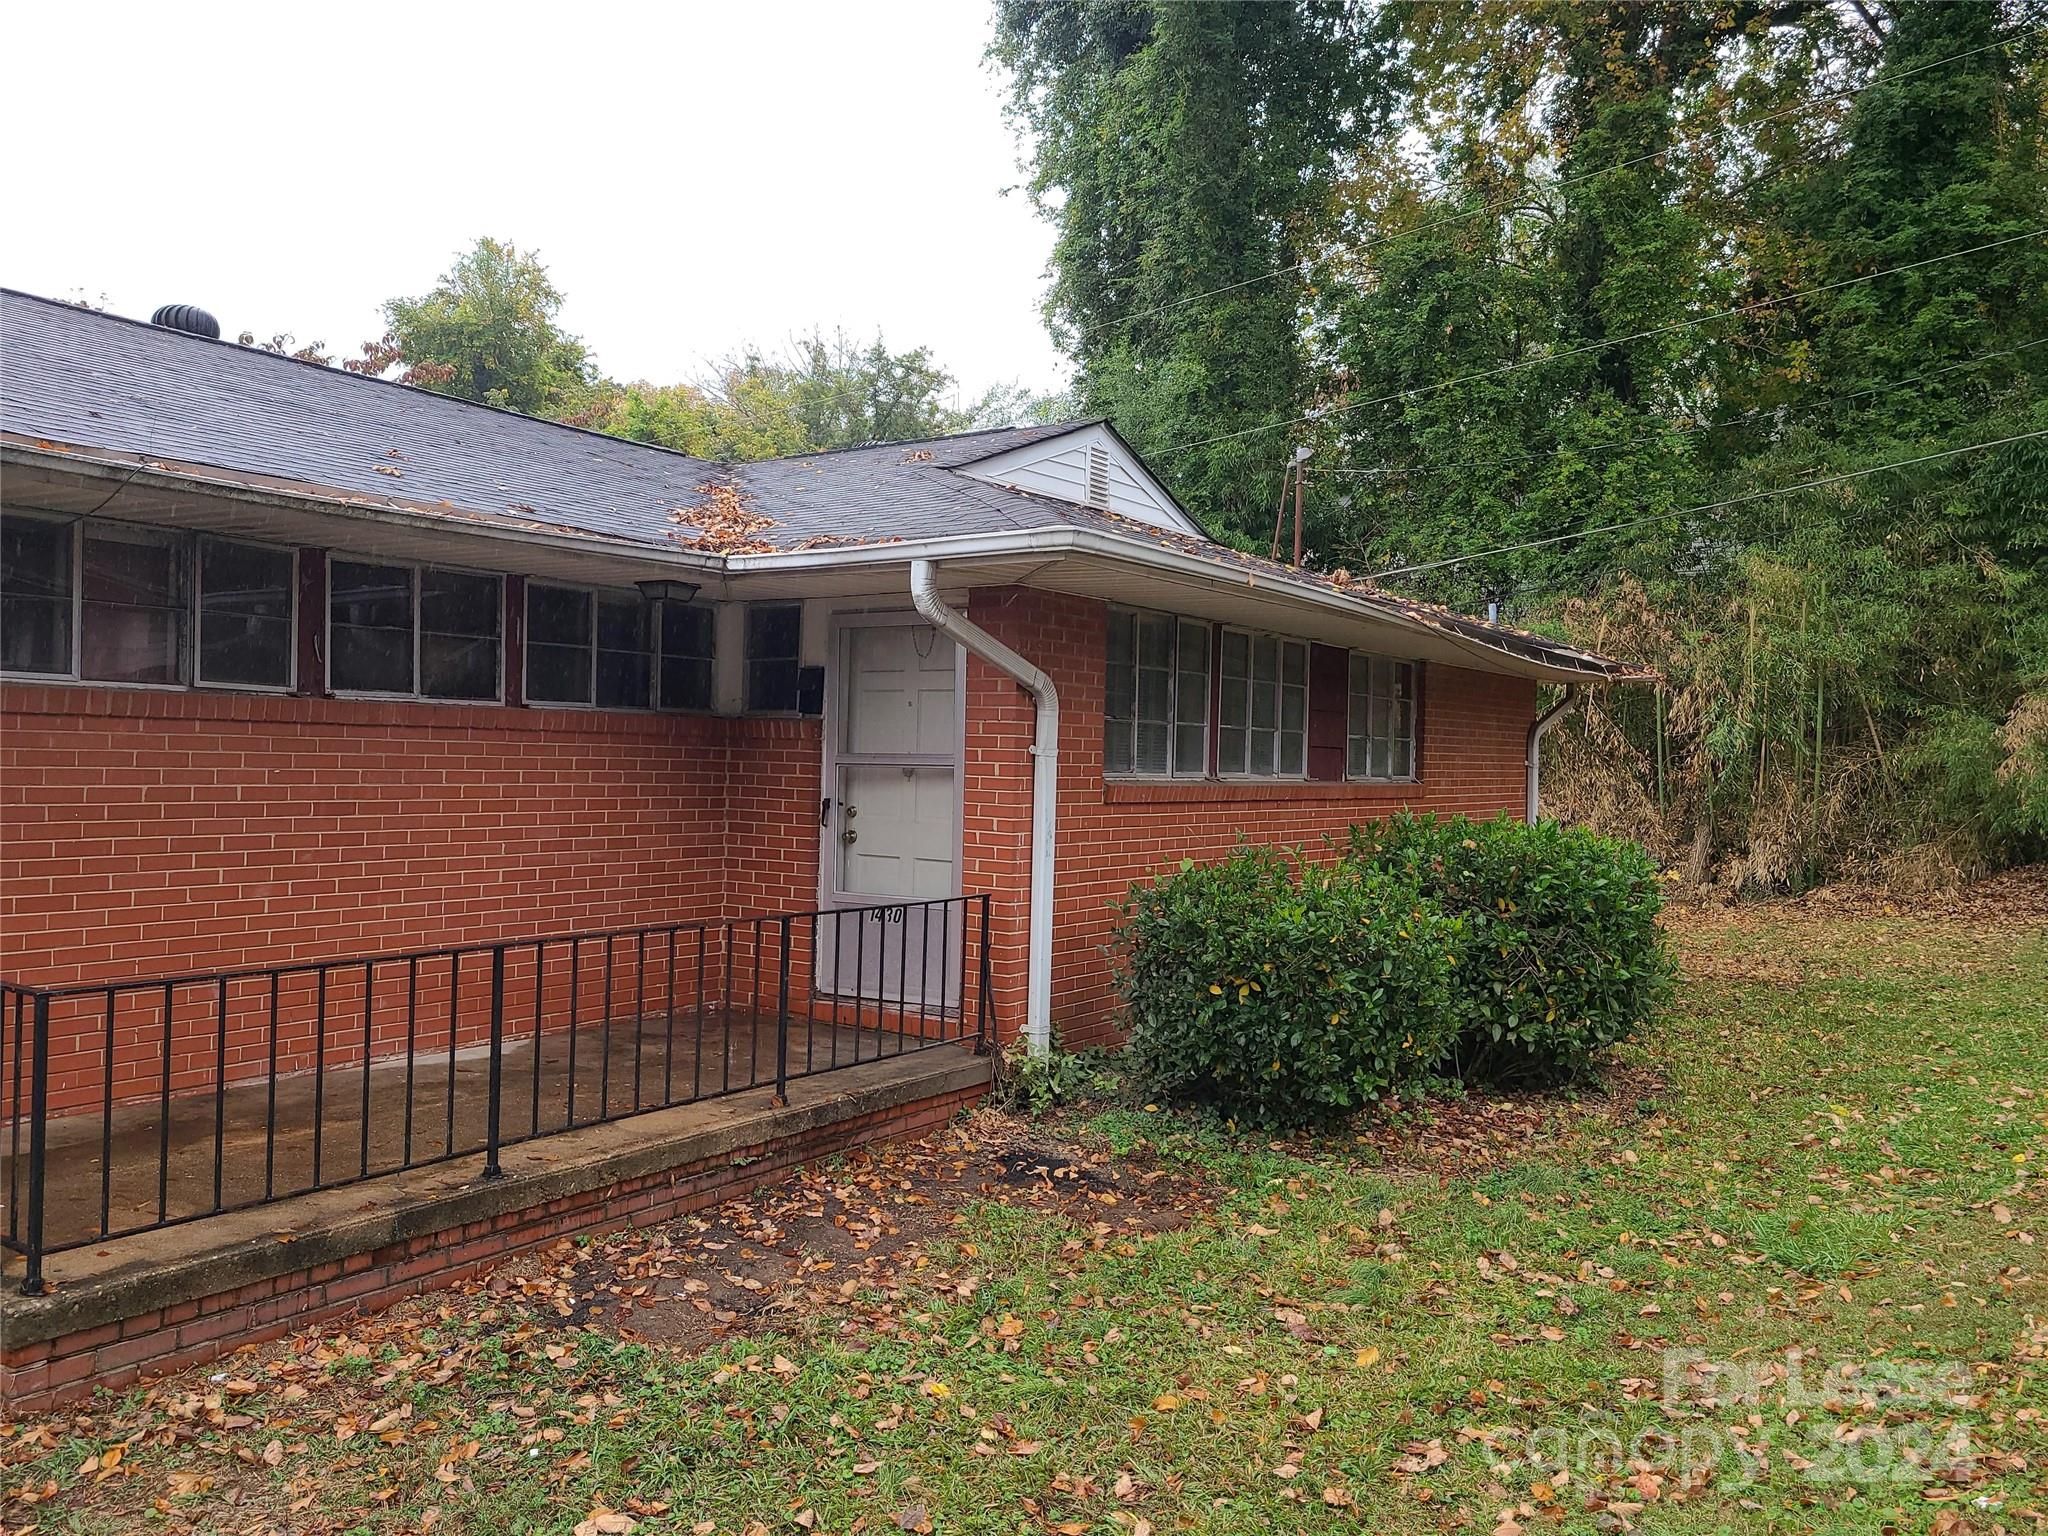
[[1, 1046, 989, 1352]]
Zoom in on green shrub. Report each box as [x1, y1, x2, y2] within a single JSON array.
[[1113, 848, 1463, 1127], [1350, 811, 1672, 1084]]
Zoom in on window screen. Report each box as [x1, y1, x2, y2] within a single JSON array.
[[745, 604, 802, 712], [332, 562, 499, 698], [1104, 607, 1209, 777], [198, 537, 294, 688], [329, 561, 415, 694], [419, 569, 499, 700], [660, 603, 715, 711], [1217, 631, 1306, 778], [595, 593, 652, 708], [1348, 655, 1418, 780], [0, 514, 73, 675], [526, 584, 594, 704], [82, 524, 186, 685]]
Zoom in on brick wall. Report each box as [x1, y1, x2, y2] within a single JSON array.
[[0, 686, 789, 1114], [961, 586, 1535, 1050], [2, 586, 1535, 1082], [0, 685, 736, 986]]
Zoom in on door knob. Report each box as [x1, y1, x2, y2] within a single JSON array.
[[841, 828, 858, 845]]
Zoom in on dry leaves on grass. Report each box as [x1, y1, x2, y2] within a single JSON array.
[[510, 1109, 1211, 1357]]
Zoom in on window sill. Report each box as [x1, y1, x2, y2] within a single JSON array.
[[1102, 778, 1426, 805]]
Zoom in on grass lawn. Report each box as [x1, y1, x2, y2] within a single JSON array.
[[3, 884, 2043, 1535]]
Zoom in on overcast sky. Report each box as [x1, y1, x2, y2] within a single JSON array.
[[2, 1, 1068, 404]]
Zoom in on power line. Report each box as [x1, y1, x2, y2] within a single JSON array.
[[1162, 227, 2048, 455], [1069, 30, 2036, 348], [1367, 430, 2048, 580], [1315, 338, 2048, 480]]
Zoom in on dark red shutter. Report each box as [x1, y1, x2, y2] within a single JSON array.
[[504, 574, 526, 707], [1307, 643, 1348, 781], [294, 548, 326, 697]]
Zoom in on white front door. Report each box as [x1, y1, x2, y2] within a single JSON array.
[[820, 619, 961, 1008]]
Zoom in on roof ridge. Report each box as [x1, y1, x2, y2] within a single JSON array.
[[745, 418, 1100, 466]]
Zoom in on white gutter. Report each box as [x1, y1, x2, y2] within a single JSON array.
[[1525, 686, 1579, 822], [909, 558, 1058, 1057], [732, 525, 1627, 684]]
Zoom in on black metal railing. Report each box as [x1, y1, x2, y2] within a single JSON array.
[[0, 895, 993, 1293]]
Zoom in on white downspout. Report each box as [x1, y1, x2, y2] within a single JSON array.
[[909, 559, 1058, 1056], [1525, 684, 1579, 823]]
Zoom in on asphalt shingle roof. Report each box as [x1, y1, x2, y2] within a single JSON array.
[[0, 290, 1102, 551], [0, 290, 1637, 678]]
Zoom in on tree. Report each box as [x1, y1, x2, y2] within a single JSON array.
[[374, 238, 598, 417], [590, 330, 1069, 461], [992, 0, 1394, 542], [997, 0, 2048, 883]]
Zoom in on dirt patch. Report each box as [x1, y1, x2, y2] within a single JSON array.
[[482, 1109, 1212, 1356]]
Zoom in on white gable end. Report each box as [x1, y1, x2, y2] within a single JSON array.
[[959, 423, 1202, 536]]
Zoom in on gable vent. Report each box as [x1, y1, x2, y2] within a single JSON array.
[[1085, 443, 1111, 509]]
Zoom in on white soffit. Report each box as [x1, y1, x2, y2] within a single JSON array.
[[958, 423, 1203, 537]]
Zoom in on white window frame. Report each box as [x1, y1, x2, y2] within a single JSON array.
[[1346, 653, 1420, 783], [193, 533, 297, 693], [0, 510, 83, 684], [1104, 605, 1210, 780], [1, 513, 207, 692], [523, 583, 717, 713], [1215, 627, 1308, 781], [326, 557, 504, 703]]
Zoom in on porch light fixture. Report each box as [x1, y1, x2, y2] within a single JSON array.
[[635, 579, 701, 604]]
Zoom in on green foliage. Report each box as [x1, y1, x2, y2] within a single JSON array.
[[1113, 848, 1462, 1127], [362, 243, 1064, 461], [377, 237, 598, 417], [996, 1039, 1126, 1115], [589, 330, 1069, 461], [1115, 819, 1670, 1121], [999, 0, 2048, 884], [990, 0, 1394, 541], [1350, 812, 1674, 1085]]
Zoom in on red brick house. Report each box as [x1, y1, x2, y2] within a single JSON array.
[[0, 291, 1634, 1395]]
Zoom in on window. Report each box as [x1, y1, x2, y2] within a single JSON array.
[[3, 517, 297, 690], [1218, 630, 1306, 778], [2, 515, 191, 685], [745, 603, 802, 712], [660, 602, 715, 711], [1348, 655, 1418, 781], [421, 569, 501, 699], [526, 584, 593, 703], [0, 513, 74, 675], [329, 560, 500, 699], [197, 537, 294, 689], [594, 593, 651, 708], [82, 523, 187, 685], [1105, 607, 1209, 777], [526, 584, 717, 710]]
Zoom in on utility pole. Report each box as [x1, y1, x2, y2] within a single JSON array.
[[1290, 444, 1311, 566]]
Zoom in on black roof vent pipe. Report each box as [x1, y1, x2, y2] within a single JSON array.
[[150, 303, 220, 340]]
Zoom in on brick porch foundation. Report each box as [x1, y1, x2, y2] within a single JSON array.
[[0, 1050, 988, 1416]]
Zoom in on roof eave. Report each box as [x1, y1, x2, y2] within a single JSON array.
[[0, 438, 728, 578], [727, 526, 1643, 684]]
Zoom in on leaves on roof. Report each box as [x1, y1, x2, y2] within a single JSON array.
[[667, 480, 778, 554]]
